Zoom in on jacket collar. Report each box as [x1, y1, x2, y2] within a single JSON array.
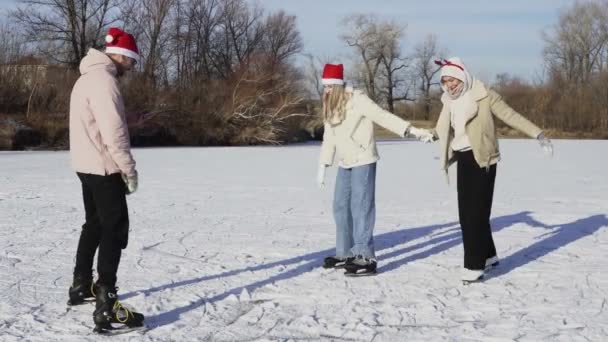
[[440, 79, 489, 124], [469, 79, 488, 102]]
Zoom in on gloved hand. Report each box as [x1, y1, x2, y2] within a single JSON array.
[[122, 170, 138, 195], [317, 164, 327, 189], [408, 127, 435, 143], [537, 133, 553, 157]]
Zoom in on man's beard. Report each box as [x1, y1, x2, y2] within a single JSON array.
[[116, 66, 125, 78]]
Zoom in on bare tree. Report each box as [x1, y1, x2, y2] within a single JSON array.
[[303, 53, 330, 99], [209, 0, 264, 78], [411, 34, 444, 120], [226, 58, 304, 144], [0, 23, 28, 64], [169, 0, 222, 86], [10, 0, 118, 67], [375, 21, 411, 113], [341, 14, 384, 102], [119, 0, 176, 86], [261, 10, 302, 67], [542, 1, 608, 84], [341, 14, 412, 112]]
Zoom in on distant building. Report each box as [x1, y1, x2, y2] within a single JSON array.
[[0, 56, 75, 89]]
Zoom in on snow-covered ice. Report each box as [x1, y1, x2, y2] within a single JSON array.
[[1, 139, 607, 341]]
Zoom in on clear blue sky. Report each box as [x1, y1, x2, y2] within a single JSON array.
[[255, 0, 578, 82], [1, 0, 578, 82]]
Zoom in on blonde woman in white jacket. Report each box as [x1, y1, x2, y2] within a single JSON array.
[[318, 64, 433, 276]]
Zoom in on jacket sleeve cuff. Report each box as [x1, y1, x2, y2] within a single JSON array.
[[319, 158, 333, 166], [400, 122, 411, 138], [123, 168, 137, 178]]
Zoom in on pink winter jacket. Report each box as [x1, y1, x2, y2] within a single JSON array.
[[69, 49, 136, 178]]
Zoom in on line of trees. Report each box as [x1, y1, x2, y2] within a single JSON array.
[[308, 3, 608, 136], [2, 0, 310, 148], [1, 0, 607, 150]]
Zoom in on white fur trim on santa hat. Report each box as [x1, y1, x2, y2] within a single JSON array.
[[322, 78, 344, 85], [105, 46, 140, 60], [440, 66, 466, 82]]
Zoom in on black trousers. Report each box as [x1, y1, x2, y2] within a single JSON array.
[[455, 150, 497, 270], [73, 172, 129, 287]]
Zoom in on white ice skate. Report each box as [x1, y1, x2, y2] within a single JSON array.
[[485, 256, 499, 270], [461, 268, 484, 285]]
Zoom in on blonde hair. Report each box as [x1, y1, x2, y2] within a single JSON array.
[[322, 85, 351, 125]]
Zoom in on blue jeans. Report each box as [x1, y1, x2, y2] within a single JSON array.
[[333, 163, 377, 259]]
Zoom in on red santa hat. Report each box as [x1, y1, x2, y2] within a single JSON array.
[[322, 63, 344, 85], [104, 27, 140, 61]]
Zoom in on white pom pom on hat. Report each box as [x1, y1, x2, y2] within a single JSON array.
[[104, 27, 140, 60]]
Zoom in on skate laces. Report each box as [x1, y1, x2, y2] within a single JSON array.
[[113, 300, 135, 323], [96, 285, 134, 324], [353, 255, 376, 265]]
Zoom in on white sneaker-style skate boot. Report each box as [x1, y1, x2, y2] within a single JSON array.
[[485, 256, 499, 270], [461, 268, 484, 285]]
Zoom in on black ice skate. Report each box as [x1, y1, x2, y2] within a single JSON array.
[[323, 256, 353, 269], [93, 283, 145, 334], [67, 274, 96, 306], [344, 255, 377, 276]]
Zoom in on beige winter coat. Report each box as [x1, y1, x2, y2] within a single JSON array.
[[319, 90, 411, 168], [433, 79, 543, 171], [69, 49, 136, 178]]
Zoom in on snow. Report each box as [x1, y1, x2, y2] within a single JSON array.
[[1, 139, 607, 341]]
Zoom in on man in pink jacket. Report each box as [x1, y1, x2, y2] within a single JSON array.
[[68, 27, 144, 332]]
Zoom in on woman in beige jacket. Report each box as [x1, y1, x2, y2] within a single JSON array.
[[432, 57, 553, 283], [318, 63, 433, 276]]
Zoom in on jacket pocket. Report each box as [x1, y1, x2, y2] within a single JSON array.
[[480, 133, 499, 163], [350, 119, 372, 151], [350, 135, 367, 152]]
